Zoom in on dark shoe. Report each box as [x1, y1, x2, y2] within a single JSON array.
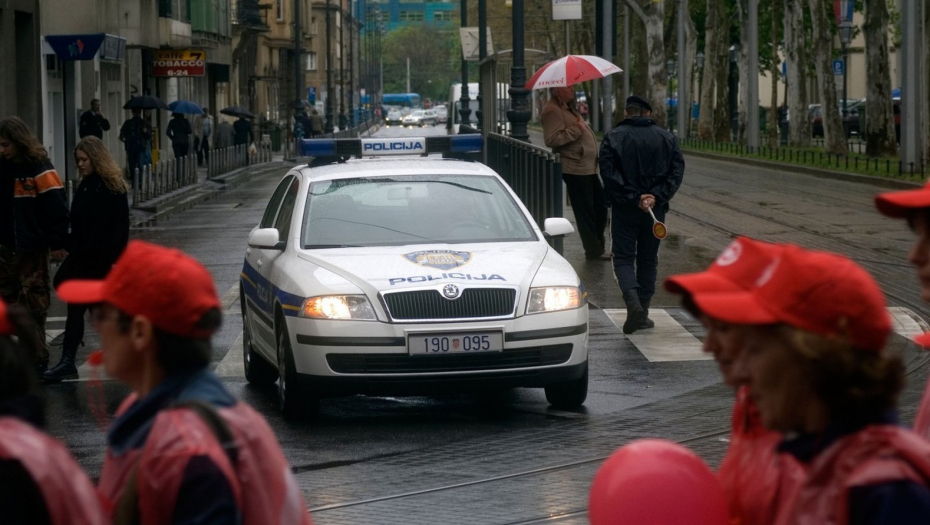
[[42, 348, 79, 383], [622, 289, 647, 334], [36, 362, 48, 375], [639, 299, 656, 330]]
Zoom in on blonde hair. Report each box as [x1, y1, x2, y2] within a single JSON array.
[[0, 117, 49, 164], [74, 137, 128, 194]]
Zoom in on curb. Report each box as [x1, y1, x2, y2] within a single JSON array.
[[130, 160, 293, 226], [683, 149, 923, 190]]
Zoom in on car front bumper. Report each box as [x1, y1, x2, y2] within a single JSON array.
[[284, 307, 588, 396]]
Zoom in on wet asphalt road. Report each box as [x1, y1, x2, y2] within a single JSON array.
[[39, 123, 930, 524]]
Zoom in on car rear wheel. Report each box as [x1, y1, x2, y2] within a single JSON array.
[[276, 321, 319, 420], [544, 362, 588, 409], [242, 289, 278, 385]]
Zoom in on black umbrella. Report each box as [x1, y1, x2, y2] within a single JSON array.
[[220, 106, 256, 119], [123, 95, 169, 111]]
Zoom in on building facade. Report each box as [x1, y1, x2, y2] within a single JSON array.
[[0, 0, 42, 135]]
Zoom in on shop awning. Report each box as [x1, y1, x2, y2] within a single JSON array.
[[44, 33, 126, 62]]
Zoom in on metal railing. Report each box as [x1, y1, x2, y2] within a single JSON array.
[[681, 138, 927, 181], [131, 154, 198, 205], [485, 132, 565, 254], [208, 143, 273, 178]]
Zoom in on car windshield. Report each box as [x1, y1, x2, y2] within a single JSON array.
[[411, 111, 426, 117], [302, 175, 538, 247]]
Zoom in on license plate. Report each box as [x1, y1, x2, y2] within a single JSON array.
[[408, 331, 503, 355]]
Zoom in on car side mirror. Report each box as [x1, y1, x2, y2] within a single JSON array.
[[543, 218, 574, 238], [248, 228, 285, 250]]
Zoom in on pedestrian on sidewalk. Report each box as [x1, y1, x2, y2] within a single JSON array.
[[201, 108, 213, 164], [542, 87, 609, 262], [166, 112, 192, 162], [0, 298, 108, 525], [599, 95, 685, 334], [57, 241, 314, 525], [309, 110, 324, 138], [44, 137, 128, 383], [0, 117, 70, 374], [688, 244, 930, 524], [875, 184, 930, 441], [665, 238, 804, 525], [192, 112, 205, 167], [215, 118, 235, 150], [78, 99, 110, 140], [118, 108, 151, 179]]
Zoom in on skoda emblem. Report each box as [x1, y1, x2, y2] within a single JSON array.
[[442, 284, 461, 299]]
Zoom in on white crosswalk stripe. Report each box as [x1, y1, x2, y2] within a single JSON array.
[[603, 308, 710, 362], [887, 306, 930, 341]]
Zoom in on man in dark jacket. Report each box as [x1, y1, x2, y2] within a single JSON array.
[[118, 108, 151, 178], [599, 96, 685, 334], [78, 99, 110, 139]]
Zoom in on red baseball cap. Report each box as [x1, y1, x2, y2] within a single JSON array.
[[57, 241, 221, 338], [665, 237, 785, 296], [875, 183, 930, 218], [0, 298, 11, 336], [692, 245, 891, 352], [915, 333, 930, 348]]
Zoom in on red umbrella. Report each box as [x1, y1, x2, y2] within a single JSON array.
[[525, 55, 623, 90]]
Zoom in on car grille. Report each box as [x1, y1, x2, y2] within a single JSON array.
[[326, 343, 573, 374], [382, 288, 517, 321]]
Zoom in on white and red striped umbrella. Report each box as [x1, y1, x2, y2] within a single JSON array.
[[524, 55, 623, 90]]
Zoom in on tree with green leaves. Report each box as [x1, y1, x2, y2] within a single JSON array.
[[380, 24, 459, 102]]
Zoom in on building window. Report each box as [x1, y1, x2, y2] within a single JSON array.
[[433, 11, 452, 22], [311, 16, 318, 35], [276, 0, 284, 21], [307, 52, 317, 71], [399, 0, 424, 3], [399, 10, 424, 22]]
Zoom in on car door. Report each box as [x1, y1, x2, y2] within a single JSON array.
[[244, 175, 294, 358]]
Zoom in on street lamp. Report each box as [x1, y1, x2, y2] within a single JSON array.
[[835, 0, 854, 137], [695, 52, 704, 128], [728, 44, 739, 141], [666, 59, 676, 132]]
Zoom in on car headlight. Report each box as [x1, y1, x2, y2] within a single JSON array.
[[526, 287, 585, 314], [299, 295, 376, 320]]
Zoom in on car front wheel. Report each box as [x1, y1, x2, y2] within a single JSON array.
[[276, 321, 319, 420], [544, 362, 588, 409]]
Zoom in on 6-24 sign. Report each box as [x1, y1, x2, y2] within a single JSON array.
[[152, 50, 206, 77]]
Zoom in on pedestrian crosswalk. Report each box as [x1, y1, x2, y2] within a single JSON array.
[[43, 306, 930, 380]]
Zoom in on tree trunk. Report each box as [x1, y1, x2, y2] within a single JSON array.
[[625, 0, 668, 128], [784, 0, 811, 147], [737, 0, 750, 145], [862, 0, 898, 157], [768, 0, 780, 147], [713, 0, 730, 143], [682, 3, 698, 138], [697, 0, 719, 140], [807, 0, 847, 155]]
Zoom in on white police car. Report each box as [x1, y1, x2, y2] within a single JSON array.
[[240, 135, 588, 419]]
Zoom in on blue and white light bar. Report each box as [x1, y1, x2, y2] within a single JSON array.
[[298, 134, 483, 159]]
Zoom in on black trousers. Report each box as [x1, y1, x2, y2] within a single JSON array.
[[172, 143, 190, 182], [610, 203, 666, 305], [563, 173, 608, 259]]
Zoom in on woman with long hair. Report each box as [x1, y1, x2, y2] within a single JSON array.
[[0, 116, 70, 373], [43, 136, 128, 382], [0, 298, 107, 524]]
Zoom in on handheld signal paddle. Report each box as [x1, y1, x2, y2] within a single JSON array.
[[647, 207, 668, 240]]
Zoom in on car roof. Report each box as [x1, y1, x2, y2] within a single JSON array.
[[293, 156, 499, 183]]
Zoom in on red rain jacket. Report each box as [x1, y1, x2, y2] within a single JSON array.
[[717, 386, 805, 525], [774, 425, 930, 525], [0, 417, 108, 525], [99, 393, 313, 525]]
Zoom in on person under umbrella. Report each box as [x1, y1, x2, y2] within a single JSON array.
[[166, 112, 192, 181]]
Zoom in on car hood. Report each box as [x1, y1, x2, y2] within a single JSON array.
[[295, 243, 548, 295]]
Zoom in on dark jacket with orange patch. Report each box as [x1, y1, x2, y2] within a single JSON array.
[[0, 158, 69, 251]]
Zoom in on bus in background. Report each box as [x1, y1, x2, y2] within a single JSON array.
[[382, 93, 421, 114], [448, 82, 512, 135]]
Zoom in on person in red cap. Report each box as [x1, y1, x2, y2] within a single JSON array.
[[0, 297, 108, 525], [690, 244, 930, 525], [875, 185, 930, 440], [665, 237, 804, 525], [57, 240, 313, 525]]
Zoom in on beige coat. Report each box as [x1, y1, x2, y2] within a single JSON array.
[[541, 97, 598, 175]]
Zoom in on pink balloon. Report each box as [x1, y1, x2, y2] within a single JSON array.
[[589, 439, 729, 525]]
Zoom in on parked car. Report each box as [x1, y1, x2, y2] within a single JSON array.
[[435, 105, 448, 124], [810, 100, 861, 138], [403, 109, 439, 127]]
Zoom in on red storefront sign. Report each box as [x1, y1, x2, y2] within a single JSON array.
[[152, 50, 206, 77]]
